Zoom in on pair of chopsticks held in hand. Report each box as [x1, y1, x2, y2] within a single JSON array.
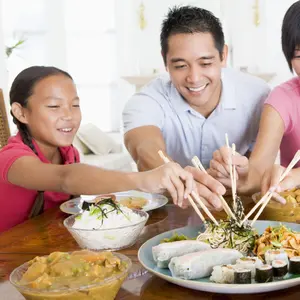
[[224, 134, 300, 226], [158, 150, 236, 226]]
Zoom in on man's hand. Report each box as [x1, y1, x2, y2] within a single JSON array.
[[208, 146, 249, 188], [185, 166, 226, 211]]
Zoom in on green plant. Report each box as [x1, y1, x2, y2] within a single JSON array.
[[6, 39, 26, 57]]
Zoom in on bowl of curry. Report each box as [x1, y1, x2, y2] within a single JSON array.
[[10, 250, 131, 300], [252, 188, 300, 222]]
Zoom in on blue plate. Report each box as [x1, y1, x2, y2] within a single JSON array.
[[138, 220, 300, 294]]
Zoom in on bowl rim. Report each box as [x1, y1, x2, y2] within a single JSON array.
[[63, 208, 149, 232], [252, 192, 300, 208], [9, 251, 132, 294]]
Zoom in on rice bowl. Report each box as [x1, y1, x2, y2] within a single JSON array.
[[64, 203, 149, 250]]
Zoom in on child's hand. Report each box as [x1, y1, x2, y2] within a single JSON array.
[[261, 164, 298, 197]]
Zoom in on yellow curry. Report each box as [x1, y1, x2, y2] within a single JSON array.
[[16, 250, 129, 300]]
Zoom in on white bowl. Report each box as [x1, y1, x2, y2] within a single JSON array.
[[63, 209, 149, 251]]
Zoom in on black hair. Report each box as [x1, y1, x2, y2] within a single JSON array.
[[9, 66, 73, 154], [160, 5, 225, 65], [282, 1, 300, 72]]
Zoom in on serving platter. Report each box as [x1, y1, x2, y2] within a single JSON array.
[[60, 190, 168, 214], [138, 220, 300, 294]]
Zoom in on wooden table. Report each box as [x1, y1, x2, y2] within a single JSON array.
[[1, 197, 300, 299]]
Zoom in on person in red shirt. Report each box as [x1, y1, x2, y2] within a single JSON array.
[[0, 66, 225, 233]]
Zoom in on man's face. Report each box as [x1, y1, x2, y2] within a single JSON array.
[[165, 32, 227, 115]]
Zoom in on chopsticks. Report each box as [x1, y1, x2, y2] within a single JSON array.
[[158, 150, 219, 225], [242, 150, 300, 226], [232, 143, 237, 209], [225, 134, 236, 207], [191, 155, 237, 221]]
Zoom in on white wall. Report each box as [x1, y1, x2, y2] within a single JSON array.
[[1, 0, 299, 134], [117, 0, 298, 88]]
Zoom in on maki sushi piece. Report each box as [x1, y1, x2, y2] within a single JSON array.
[[289, 256, 300, 274], [265, 249, 288, 265], [255, 264, 273, 283], [272, 260, 288, 279], [236, 256, 263, 278], [210, 264, 235, 284], [234, 268, 251, 284]]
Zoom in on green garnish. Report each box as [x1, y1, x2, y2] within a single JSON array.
[[160, 232, 191, 243], [83, 198, 129, 225]]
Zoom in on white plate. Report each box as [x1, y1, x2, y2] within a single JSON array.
[[60, 190, 168, 214], [138, 221, 300, 294]]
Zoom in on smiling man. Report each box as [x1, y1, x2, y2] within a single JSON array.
[[122, 6, 270, 209]]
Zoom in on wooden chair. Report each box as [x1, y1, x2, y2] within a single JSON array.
[[0, 89, 10, 149]]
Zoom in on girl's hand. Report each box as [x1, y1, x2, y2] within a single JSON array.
[[208, 146, 249, 188], [138, 162, 195, 208], [261, 164, 298, 197]]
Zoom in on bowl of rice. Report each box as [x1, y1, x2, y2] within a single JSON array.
[[63, 198, 149, 251]]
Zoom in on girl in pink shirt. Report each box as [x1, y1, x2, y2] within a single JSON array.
[[0, 66, 198, 233], [0, 66, 226, 233], [208, 1, 300, 196]]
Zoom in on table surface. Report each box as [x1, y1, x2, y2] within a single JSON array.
[[1, 196, 300, 299]]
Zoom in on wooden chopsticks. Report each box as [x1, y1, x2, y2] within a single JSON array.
[[242, 150, 300, 226], [225, 133, 237, 207], [191, 155, 237, 221], [158, 150, 219, 225]]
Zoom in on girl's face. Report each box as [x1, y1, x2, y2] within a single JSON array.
[[292, 49, 300, 76], [22, 74, 82, 148]]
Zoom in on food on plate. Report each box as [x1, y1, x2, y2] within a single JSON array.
[[152, 240, 211, 268], [235, 256, 263, 278], [168, 248, 243, 280], [210, 264, 236, 284], [265, 249, 289, 265], [233, 268, 252, 284], [160, 232, 191, 243], [197, 219, 258, 255], [289, 256, 300, 274], [12, 250, 130, 299], [271, 259, 288, 279], [119, 196, 148, 210], [255, 264, 273, 283], [253, 225, 300, 259]]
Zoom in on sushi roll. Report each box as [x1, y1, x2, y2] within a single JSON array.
[[210, 264, 235, 284], [255, 264, 273, 283], [235, 256, 263, 278], [265, 249, 288, 265], [289, 256, 300, 274], [234, 268, 252, 284], [272, 259, 288, 279]]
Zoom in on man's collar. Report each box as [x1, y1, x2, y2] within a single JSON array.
[[220, 68, 236, 110]]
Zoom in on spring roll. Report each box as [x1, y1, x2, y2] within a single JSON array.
[[152, 240, 211, 268], [169, 248, 243, 280]]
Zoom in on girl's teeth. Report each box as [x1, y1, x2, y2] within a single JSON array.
[[60, 128, 72, 132]]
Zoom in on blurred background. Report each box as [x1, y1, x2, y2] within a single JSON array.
[[0, 0, 297, 134]]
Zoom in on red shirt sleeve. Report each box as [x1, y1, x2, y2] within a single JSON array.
[[0, 143, 36, 182]]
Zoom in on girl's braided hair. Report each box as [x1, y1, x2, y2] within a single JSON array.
[[10, 66, 73, 154]]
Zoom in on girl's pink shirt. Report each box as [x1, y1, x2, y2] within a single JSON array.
[[0, 133, 80, 233], [265, 76, 300, 168]]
